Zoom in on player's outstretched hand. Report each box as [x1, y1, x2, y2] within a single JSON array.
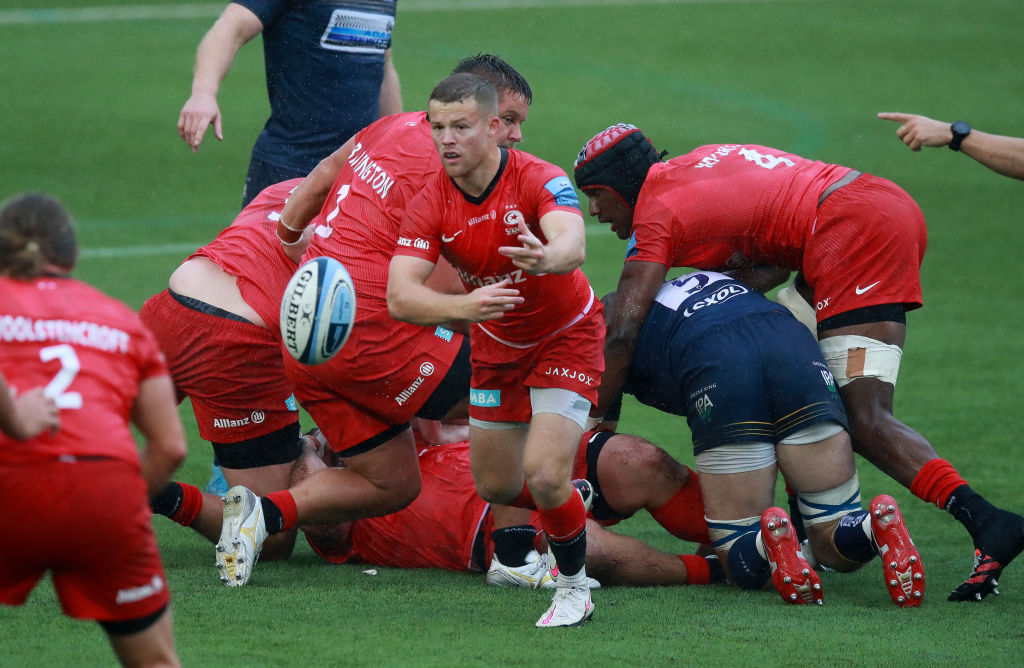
[[11, 387, 59, 439], [878, 112, 952, 151], [498, 220, 548, 274], [463, 279, 524, 322], [178, 92, 224, 153]]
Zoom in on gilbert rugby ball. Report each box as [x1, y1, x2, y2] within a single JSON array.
[[280, 256, 356, 365]]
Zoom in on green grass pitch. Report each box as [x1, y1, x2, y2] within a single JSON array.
[[1, 0, 1022, 665]]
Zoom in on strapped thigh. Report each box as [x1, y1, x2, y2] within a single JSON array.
[[819, 335, 902, 388]]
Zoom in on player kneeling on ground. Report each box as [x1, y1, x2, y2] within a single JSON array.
[[600, 272, 925, 606]]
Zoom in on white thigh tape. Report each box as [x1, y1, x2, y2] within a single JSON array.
[[819, 335, 902, 388], [776, 283, 818, 337], [797, 473, 862, 526]]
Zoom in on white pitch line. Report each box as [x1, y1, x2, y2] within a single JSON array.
[[78, 226, 611, 259], [0, 0, 812, 25], [79, 242, 201, 259]]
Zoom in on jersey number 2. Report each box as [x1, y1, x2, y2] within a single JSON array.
[[40, 344, 83, 409]]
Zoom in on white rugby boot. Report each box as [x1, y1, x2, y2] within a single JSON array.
[[486, 549, 555, 589], [216, 485, 267, 587]]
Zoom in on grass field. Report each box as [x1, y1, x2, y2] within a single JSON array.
[[2, 0, 1023, 665]]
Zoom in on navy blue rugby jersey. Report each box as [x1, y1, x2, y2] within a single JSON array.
[[239, 0, 397, 172]]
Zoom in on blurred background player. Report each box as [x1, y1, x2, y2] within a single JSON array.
[[295, 423, 719, 588], [0, 193, 187, 667], [388, 74, 603, 628], [573, 123, 1023, 602], [177, 0, 401, 206], [878, 112, 1024, 181], [0, 371, 58, 440], [214, 56, 542, 588], [599, 272, 924, 606]]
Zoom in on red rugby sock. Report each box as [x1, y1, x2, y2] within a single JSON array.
[[538, 489, 586, 542], [651, 467, 711, 545], [265, 490, 298, 533], [910, 458, 968, 509], [170, 482, 203, 527], [680, 554, 711, 585]]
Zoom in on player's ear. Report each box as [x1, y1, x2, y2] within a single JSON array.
[[487, 115, 502, 136]]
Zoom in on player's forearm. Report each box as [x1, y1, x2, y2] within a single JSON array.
[[140, 440, 186, 499], [132, 376, 187, 497], [0, 391, 26, 440], [540, 235, 586, 274], [378, 49, 402, 117], [280, 161, 340, 231], [536, 214, 586, 274], [191, 7, 260, 95], [595, 337, 636, 417], [388, 280, 465, 325], [962, 131, 1024, 181]]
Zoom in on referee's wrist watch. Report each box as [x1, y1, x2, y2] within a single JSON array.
[[949, 120, 971, 151]]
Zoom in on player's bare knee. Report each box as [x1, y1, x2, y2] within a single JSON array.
[[600, 435, 686, 508], [473, 477, 519, 505], [523, 467, 566, 506]]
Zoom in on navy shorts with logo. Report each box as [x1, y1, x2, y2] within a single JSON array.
[[625, 274, 847, 456]]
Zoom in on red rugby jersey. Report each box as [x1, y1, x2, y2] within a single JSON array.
[[302, 111, 440, 315], [0, 277, 168, 466], [188, 178, 304, 337], [397, 149, 593, 347], [629, 144, 852, 271]]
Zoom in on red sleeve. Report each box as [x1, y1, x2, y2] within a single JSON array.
[[394, 174, 443, 263], [626, 192, 675, 270], [523, 160, 582, 220]]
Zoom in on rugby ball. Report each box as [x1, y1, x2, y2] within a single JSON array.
[[280, 256, 356, 365]]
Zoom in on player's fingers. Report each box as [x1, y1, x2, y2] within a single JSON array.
[[190, 121, 209, 151], [877, 112, 911, 122], [213, 115, 224, 141], [516, 234, 542, 249]]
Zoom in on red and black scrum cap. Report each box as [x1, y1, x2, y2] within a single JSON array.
[[573, 124, 662, 209]]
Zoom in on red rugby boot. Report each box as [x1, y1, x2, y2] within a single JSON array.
[[870, 494, 925, 607], [760, 506, 823, 605]]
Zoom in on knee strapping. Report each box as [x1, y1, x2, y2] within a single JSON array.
[[819, 335, 902, 388], [706, 515, 760, 550], [797, 473, 862, 526]]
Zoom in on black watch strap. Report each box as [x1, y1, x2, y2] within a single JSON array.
[[950, 120, 971, 151]]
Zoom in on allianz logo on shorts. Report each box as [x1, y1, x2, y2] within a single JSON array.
[[395, 363, 435, 407], [116, 574, 163, 605], [212, 411, 265, 429], [470, 389, 501, 407]]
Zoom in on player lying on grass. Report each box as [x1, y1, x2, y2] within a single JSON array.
[[292, 421, 722, 588], [596, 272, 925, 606]]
